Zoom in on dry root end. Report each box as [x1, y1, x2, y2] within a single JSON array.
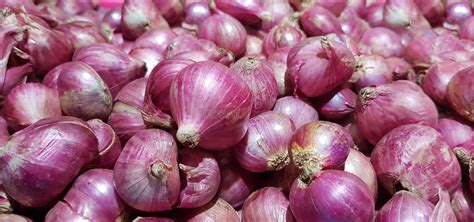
[[177, 126, 200, 148], [358, 87, 378, 108], [291, 143, 323, 184], [151, 162, 169, 183], [268, 151, 290, 171]]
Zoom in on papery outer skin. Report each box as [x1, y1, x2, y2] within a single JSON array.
[[246, 34, 262, 55], [217, 160, 259, 208], [114, 129, 179, 212], [289, 170, 375, 222], [300, 6, 343, 37], [55, 21, 106, 50], [359, 27, 403, 58], [87, 119, 121, 169], [129, 48, 164, 78], [242, 187, 294, 222], [386, 57, 416, 81], [170, 61, 252, 150], [198, 12, 247, 57], [447, 66, 474, 122], [262, 16, 306, 57], [260, 0, 294, 32], [451, 184, 474, 222], [383, 0, 431, 31], [315, 87, 357, 121], [273, 96, 319, 129], [133, 217, 174, 222], [121, 0, 169, 40], [355, 80, 438, 145], [152, 0, 183, 26], [233, 111, 295, 172], [0, 214, 32, 222], [430, 189, 457, 222], [326, 33, 361, 56], [446, 2, 472, 25], [436, 117, 473, 148], [42, 60, 65, 90], [351, 55, 393, 92], [73, 43, 146, 98], [375, 191, 435, 222], [290, 121, 353, 181], [213, 0, 265, 25], [102, 9, 122, 32], [131, 28, 177, 58], [422, 61, 473, 106], [56, 61, 113, 120], [178, 198, 240, 222], [267, 48, 294, 96], [0, 116, 98, 207], [3, 83, 62, 130], [45, 169, 129, 222], [177, 148, 220, 208], [344, 149, 378, 199], [339, 9, 370, 42], [371, 124, 462, 202], [231, 56, 278, 117], [287, 36, 355, 98]]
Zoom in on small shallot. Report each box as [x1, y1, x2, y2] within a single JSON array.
[[447, 65, 474, 122], [300, 6, 343, 37], [87, 119, 121, 169], [272, 96, 318, 129], [241, 187, 294, 222], [121, 0, 169, 40], [344, 149, 378, 199], [375, 191, 434, 222]]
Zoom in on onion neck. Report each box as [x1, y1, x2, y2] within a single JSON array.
[[291, 144, 323, 185], [176, 125, 200, 148], [267, 151, 290, 171], [358, 87, 378, 108]]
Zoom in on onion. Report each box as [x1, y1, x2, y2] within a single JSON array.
[[260, 0, 294, 32], [177, 148, 220, 208], [212, 0, 266, 25], [351, 55, 393, 92], [447, 1, 472, 26], [355, 81, 438, 145], [198, 11, 247, 57], [431, 50, 474, 63], [262, 15, 306, 57], [102, 9, 122, 32], [245, 34, 262, 56], [165, 34, 217, 58], [288, 36, 355, 97], [300, 6, 343, 37], [55, 62, 113, 120], [178, 198, 240, 222], [342, 117, 372, 155], [231, 56, 278, 116], [114, 129, 179, 212], [359, 27, 403, 58], [272, 96, 319, 129], [55, 21, 106, 50], [290, 121, 353, 182], [383, 0, 431, 31], [183, 1, 211, 28], [289, 170, 375, 222], [266, 163, 299, 194], [0, 185, 12, 213], [451, 184, 474, 222], [362, 2, 385, 27], [121, 0, 169, 40], [375, 191, 435, 222], [152, 0, 183, 26], [241, 187, 294, 222], [0, 116, 9, 146], [0, 116, 98, 207], [3, 83, 61, 130], [132, 28, 177, 58], [413, 0, 445, 25], [386, 57, 416, 81], [371, 124, 462, 202], [87, 119, 121, 169], [437, 117, 473, 149], [133, 217, 174, 222], [45, 169, 129, 221], [170, 61, 252, 150], [461, 16, 474, 41], [339, 9, 371, 42], [129, 48, 164, 78], [73, 43, 146, 97], [267, 48, 293, 96], [430, 189, 457, 221], [315, 87, 356, 121], [56, 0, 98, 15], [234, 111, 295, 172], [447, 66, 474, 122], [344, 149, 377, 199]]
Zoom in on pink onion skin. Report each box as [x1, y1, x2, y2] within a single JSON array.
[[288, 36, 356, 97], [371, 124, 462, 202], [290, 121, 353, 181], [344, 149, 378, 199], [375, 191, 435, 222], [430, 189, 457, 222], [55, 21, 106, 50], [359, 27, 403, 58], [272, 96, 319, 129], [165, 34, 218, 58], [260, 0, 294, 32], [0, 116, 98, 207], [114, 129, 179, 212], [231, 56, 278, 116], [133, 217, 173, 222], [262, 16, 306, 57], [242, 187, 294, 222], [451, 184, 474, 222], [198, 12, 247, 57], [177, 148, 220, 209], [152, 0, 183, 26], [121, 0, 169, 40], [447, 66, 474, 122], [171, 49, 234, 67], [178, 198, 240, 222], [246, 34, 262, 56], [386, 57, 416, 81], [42, 64, 63, 90], [0, 117, 9, 146], [315, 87, 357, 121], [355, 81, 438, 145], [290, 170, 375, 222], [423, 61, 473, 106], [461, 17, 474, 41], [170, 61, 252, 150], [339, 10, 371, 42], [212, 0, 265, 25], [102, 9, 122, 32], [56, 0, 98, 15], [132, 28, 177, 58], [87, 119, 121, 169], [267, 49, 293, 97], [362, 2, 385, 27], [447, 2, 472, 25], [413, 0, 445, 25], [3, 83, 62, 131], [55, 62, 113, 120], [0, 214, 32, 222], [234, 111, 295, 172], [184, 2, 211, 27], [45, 169, 129, 222], [352, 55, 393, 92], [300, 6, 343, 37], [436, 117, 473, 148], [129, 48, 164, 78]]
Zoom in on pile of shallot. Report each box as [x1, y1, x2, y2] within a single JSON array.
[[0, 0, 473, 221]]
